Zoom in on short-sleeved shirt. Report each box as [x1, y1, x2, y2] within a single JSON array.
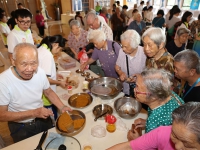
[[91, 40, 120, 78], [166, 40, 185, 56], [116, 46, 146, 94], [37, 44, 56, 106], [146, 92, 184, 133], [130, 126, 175, 150], [7, 25, 34, 54], [167, 16, 180, 29], [0, 22, 10, 45], [88, 16, 113, 41], [146, 49, 174, 74], [67, 29, 88, 53], [0, 67, 50, 123], [152, 17, 165, 28]]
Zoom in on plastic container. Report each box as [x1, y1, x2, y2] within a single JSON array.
[[67, 86, 73, 95], [105, 115, 117, 133], [58, 57, 76, 70]]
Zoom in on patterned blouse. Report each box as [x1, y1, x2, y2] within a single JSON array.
[[146, 49, 174, 74], [190, 20, 200, 36], [145, 92, 184, 133], [67, 29, 88, 53]]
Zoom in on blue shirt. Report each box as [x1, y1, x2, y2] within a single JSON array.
[[152, 17, 165, 28]]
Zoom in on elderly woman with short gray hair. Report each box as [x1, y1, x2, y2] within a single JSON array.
[[80, 30, 121, 78], [127, 12, 146, 36], [142, 27, 174, 74], [127, 68, 184, 141], [67, 19, 88, 59], [166, 27, 190, 56], [115, 30, 146, 96]]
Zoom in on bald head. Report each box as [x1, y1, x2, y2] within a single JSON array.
[[13, 43, 38, 61], [12, 43, 38, 80]]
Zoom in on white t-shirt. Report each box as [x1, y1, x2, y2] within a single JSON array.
[[0, 22, 10, 45], [37, 44, 56, 92], [145, 11, 153, 23], [7, 25, 34, 54], [0, 67, 50, 123], [137, 5, 143, 13]]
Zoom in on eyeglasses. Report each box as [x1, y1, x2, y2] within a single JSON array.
[[17, 19, 31, 25], [88, 17, 96, 27]]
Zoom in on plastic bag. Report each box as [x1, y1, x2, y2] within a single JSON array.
[[78, 48, 89, 69], [91, 125, 106, 138]]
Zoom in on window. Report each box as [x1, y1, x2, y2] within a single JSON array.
[[154, 0, 162, 8], [167, 0, 176, 8], [182, 0, 192, 10], [94, 0, 111, 8], [126, 0, 137, 9]]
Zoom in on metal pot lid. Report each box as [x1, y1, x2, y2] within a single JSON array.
[[44, 135, 81, 150]]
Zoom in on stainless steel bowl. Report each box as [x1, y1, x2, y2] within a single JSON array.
[[114, 97, 142, 119], [85, 76, 95, 82], [56, 110, 86, 136], [93, 104, 113, 120], [89, 77, 123, 100]]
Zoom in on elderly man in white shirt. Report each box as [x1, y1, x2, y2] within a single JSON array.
[[0, 43, 71, 143], [86, 11, 113, 40], [7, 9, 34, 59]]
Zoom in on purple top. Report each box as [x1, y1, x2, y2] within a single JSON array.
[[116, 46, 146, 95], [67, 29, 88, 53], [91, 40, 120, 78], [130, 126, 175, 150]]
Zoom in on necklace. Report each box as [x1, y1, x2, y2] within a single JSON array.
[[13, 66, 25, 80]]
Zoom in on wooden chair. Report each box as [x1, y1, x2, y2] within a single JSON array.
[[0, 48, 11, 71]]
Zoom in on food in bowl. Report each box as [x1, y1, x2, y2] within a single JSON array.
[[73, 119, 85, 129], [68, 93, 93, 108], [57, 112, 73, 132], [57, 112, 85, 132]]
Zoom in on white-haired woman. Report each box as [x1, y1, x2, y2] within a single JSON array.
[[107, 102, 200, 150], [80, 30, 121, 78], [128, 68, 184, 140], [67, 19, 88, 59], [142, 27, 174, 74], [115, 30, 146, 96], [127, 12, 146, 36]]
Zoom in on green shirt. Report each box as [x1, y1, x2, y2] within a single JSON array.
[[95, 6, 101, 12], [145, 92, 184, 133]]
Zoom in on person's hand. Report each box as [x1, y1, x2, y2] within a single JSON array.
[[57, 74, 64, 80], [127, 130, 140, 141], [74, 53, 78, 60], [119, 72, 127, 81], [86, 49, 93, 54], [134, 118, 146, 128], [59, 81, 67, 89], [80, 62, 87, 71], [60, 106, 72, 113], [34, 107, 54, 119]]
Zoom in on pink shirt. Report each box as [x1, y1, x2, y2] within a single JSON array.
[[130, 126, 175, 150]]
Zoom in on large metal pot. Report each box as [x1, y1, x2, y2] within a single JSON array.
[[88, 77, 123, 100]]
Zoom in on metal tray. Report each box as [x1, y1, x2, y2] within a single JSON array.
[[68, 93, 93, 108]]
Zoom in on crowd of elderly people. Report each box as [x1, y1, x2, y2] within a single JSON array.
[[1, 3, 200, 149]]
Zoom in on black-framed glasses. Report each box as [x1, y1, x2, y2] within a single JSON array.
[[17, 19, 31, 25]]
